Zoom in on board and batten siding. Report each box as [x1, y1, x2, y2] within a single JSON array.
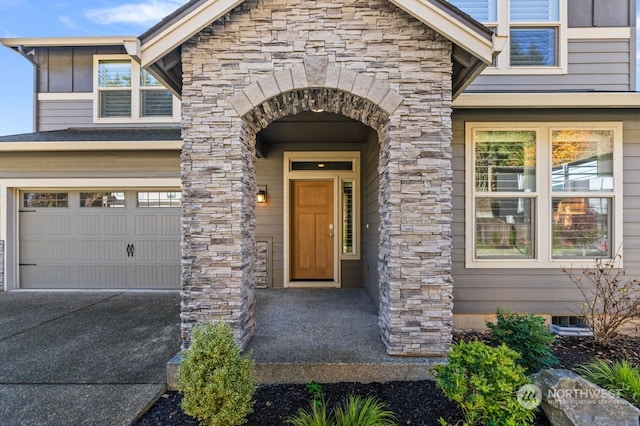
[[451, 109, 640, 315], [36, 46, 126, 94], [255, 142, 366, 288], [468, 39, 632, 92]]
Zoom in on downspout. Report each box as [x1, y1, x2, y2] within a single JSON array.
[[16, 46, 39, 133]]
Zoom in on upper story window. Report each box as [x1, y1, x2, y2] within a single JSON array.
[[448, 0, 565, 73], [94, 55, 180, 122], [465, 122, 623, 268]]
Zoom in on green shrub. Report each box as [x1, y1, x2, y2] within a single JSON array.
[[287, 383, 396, 426], [575, 358, 640, 407], [433, 340, 535, 426], [286, 403, 332, 426], [178, 321, 257, 426], [334, 395, 396, 426], [487, 309, 558, 374]]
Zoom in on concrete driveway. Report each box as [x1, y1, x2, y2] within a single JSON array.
[[0, 291, 180, 426]]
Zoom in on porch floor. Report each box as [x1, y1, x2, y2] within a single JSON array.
[[246, 288, 445, 384]]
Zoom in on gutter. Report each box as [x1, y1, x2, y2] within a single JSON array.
[[16, 46, 39, 133]]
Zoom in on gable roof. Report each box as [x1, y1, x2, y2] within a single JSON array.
[[138, 0, 497, 98]]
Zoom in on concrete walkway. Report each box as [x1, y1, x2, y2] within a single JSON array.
[[0, 291, 180, 426], [245, 289, 444, 384]]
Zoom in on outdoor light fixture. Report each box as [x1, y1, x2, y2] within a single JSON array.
[[256, 185, 268, 204]]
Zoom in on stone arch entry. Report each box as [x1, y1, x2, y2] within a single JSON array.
[[229, 56, 400, 341], [228, 57, 403, 133], [182, 55, 454, 357]]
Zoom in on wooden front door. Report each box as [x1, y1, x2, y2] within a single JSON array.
[[290, 180, 334, 280]]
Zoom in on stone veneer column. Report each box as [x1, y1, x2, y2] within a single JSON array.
[[179, 0, 453, 355], [180, 109, 256, 347]]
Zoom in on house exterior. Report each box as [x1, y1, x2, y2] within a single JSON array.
[[0, 0, 638, 356]]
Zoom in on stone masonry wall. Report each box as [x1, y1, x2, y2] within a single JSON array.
[[181, 0, 454, 355]]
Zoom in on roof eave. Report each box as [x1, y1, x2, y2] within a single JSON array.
[[0, 36, 137, 49], [140, 0, 243, 68]]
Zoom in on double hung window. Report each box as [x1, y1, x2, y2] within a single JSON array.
[[95, 55, 177, 121], [448, 0, 564, 72], [466, 123, 622, 268]]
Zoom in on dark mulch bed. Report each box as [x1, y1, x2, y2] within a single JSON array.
[[135, 333, 640, 426]]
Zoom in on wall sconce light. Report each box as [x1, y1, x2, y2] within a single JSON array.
[[256, 185, 268, 204]]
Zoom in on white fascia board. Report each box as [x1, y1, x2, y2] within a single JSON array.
[[140, 0, 244, 67], [0, 141, 181, 152], [2, 177, 181, 189], [0, 36, 137, 48], [388, 0, 494, 63], [453, 92, 640, 109]]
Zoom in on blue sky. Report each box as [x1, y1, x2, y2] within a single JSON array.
[[0, 0, 188, 136], [0, 1, 639, 136]]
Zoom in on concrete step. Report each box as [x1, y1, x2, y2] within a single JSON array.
[[166, 352, 444, 389]]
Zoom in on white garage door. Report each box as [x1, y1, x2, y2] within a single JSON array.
[[19, 190, 181, 289]]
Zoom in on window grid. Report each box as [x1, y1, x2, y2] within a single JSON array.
[[80, 192, 126, 208], [94, 55, 176, 122], [23, 192, 69, 208], [137, 192, 182, 208], [448, 0, 565, 72], [466, 123, 622, 269]]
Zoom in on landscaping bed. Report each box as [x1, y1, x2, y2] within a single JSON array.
[[134, 332, 640, 426]]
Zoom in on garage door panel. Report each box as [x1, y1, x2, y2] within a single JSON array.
[[21, 241, 70, 262], [21, 215, 70, 236], [134, 266, 181, 288], [160, 216, 181, 235], [75, 241, 127, 261], [135, 216, 157, 235], [77, 216, 102, 235], [19, 190, 181, 290], [103, 215, 127, 235], [20, 266, 75, 289], [78, 266, 128, 288], [133, 241, 180, 261]]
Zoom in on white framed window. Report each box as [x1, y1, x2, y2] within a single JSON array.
[[465, 122, 623, 268], [448, 0, 567, 74], [137, 191, 182, 208], [94, 55, 180, 123]]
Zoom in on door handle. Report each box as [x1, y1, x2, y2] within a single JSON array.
[[126, 244, 135, 257], [328, 233, 334, 237]]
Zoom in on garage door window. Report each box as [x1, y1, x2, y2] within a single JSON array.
[[80, 192, 125, 208], [137, 191, 181, 208], [23, 192, 68, 208]]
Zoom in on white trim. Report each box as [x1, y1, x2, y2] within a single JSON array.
[[37, 93, 93, 101], [464, 122, 623, 269], [388, 0, 494, 64], [0, 141, 181, 152], [141, 0, 244, 67], [1, 178, 180, 189], [93, 54, 181, 124], [0, 36, 136, 48], [0, 179, 181, 291], [283, 151, 361, 288], [566, 27, 632, 40], [482, 0, 568, 75], [453, 92, 640, 109], [140, 0, 495, 68]]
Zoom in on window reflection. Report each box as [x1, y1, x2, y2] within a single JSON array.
[[137, 192, 182, 208], [80, 192, 125, 208]]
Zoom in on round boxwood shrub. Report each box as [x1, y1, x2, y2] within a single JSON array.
[[178, 321, 257, 426]]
